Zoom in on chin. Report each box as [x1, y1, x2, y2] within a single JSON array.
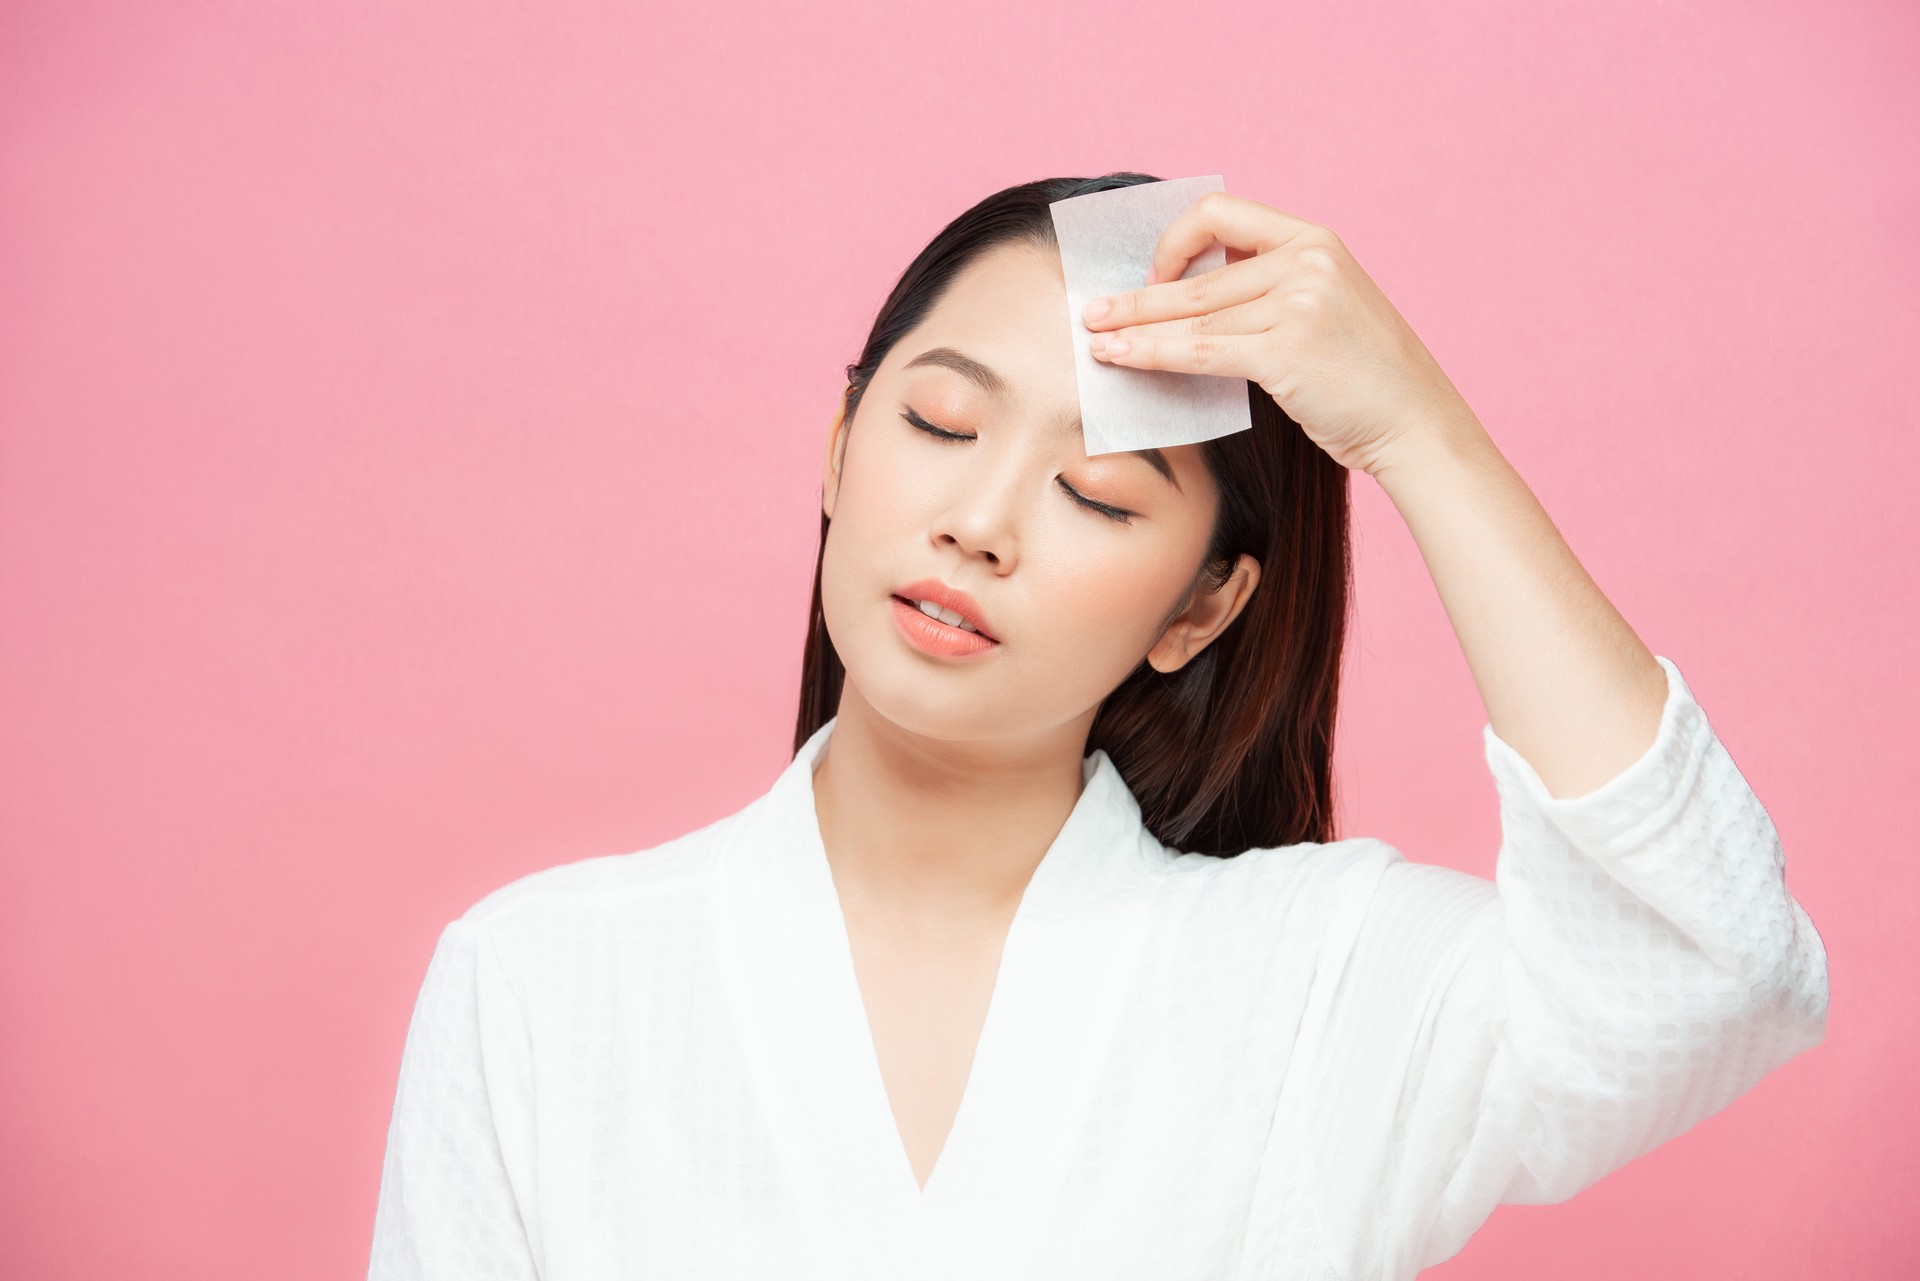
[[851, 664, 1009, 743]]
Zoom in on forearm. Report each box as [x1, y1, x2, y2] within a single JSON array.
[[1367, 408, 1670, 800]]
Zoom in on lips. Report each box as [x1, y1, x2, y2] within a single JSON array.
[[892, 577, 998, 642]]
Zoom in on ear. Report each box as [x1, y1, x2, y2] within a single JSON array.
[[1147, 554, 1262, 673], [822, 385, 852, 519]]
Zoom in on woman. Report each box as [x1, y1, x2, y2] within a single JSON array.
[[367, 174, 1829, 1280]]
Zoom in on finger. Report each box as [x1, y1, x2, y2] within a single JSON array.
[[1083, 254, 1271, 332], [1100, 297, 1273, 347], [1089, 328, 1263, 381], [1146, 191, 1318, 297]]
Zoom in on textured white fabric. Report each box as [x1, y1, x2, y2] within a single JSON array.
[[367, 654, 1829, 1280]]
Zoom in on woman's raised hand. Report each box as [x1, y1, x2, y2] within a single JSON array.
[[1079, 191, 1474, 477]]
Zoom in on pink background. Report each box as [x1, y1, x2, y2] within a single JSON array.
[[2, 1, 1913, 1275]]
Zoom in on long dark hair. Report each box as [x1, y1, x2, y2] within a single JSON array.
[[794, 173, 1353, 857]]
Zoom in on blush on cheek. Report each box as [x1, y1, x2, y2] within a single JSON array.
[[1097, 569, 1197, 656]]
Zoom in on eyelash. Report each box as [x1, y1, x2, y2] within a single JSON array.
[[901, 409, 1135, 525]]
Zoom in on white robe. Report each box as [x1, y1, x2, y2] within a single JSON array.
[[366, 654, 1829, 1280]]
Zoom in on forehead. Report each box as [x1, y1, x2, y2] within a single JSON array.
[[886, 242, 1077, 407]]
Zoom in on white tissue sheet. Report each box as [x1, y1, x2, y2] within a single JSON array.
[[1048, 174, 1254, 457]]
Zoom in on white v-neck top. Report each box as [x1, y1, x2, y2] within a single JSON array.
[[367, 654, 1829, 1280]]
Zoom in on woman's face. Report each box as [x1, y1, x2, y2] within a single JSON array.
[[820, 239, 1259, 747]]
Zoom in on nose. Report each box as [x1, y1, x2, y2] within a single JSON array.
[[929, 449, 1027, 569]]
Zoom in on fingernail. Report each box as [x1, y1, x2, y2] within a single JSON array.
[[1106, 338, 1130, 358], [1084, 297, 1110, 322]]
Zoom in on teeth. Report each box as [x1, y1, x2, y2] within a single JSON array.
[[914, 599, 980, 634]]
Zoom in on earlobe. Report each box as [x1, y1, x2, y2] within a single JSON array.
[[1147, 627, 1193, 674], [1147, 587, 1204, 674]]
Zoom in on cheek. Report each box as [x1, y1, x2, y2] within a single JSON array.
[[835, 425, 935, 533], [819, 430, 922, 626], [1038, 548, 1193, 668]]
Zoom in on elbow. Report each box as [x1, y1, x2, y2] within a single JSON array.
[[1773, 900, 1831, 1053], [1713, 873, 1831, 1043], [1720, 897, 1830, 1065]]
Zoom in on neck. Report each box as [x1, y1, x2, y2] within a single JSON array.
[[810, 683, 1095, 928]]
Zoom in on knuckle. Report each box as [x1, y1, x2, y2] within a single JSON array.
[[1284, 289, 1324, 316], [1298, 245, 1339, 275], [1191, 335, 1220, 368]]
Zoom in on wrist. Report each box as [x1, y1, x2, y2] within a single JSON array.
[[1365, 403, 1498, 495]]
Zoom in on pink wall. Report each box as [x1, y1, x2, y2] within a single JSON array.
[[2, 1, 1912, 1275]]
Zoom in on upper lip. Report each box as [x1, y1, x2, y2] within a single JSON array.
[[894, 578, 999, 642]]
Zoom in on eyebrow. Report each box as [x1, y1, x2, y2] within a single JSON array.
[[901, 346, 1182, 493]]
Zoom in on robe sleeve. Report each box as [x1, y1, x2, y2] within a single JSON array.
[[1311, 655, 1830, 1273], [368, 918, 542, 1281]]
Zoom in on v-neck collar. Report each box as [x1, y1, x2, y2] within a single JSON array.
[[709, 716, 1167, 1279]]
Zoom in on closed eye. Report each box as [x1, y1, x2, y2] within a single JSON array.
[[900, 408, 1135, 525], [1058, 479, 1134, 524], [902, 407, 972, 444]]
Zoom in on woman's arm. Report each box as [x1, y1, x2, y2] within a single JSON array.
[[1304, 646, 1830, 1274], [1367, 404, 1670, 800], [1304, 412, 1832, 1271]]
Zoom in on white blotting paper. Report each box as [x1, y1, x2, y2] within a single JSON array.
[[1049, 174, 1253, 457]]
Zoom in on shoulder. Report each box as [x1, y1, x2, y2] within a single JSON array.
[[1137, 835, 1408, 933], [1155, 833, 1403, 893], [1155, 834, 1497, 925], [453, 799, 759, 939], [1352, 842, 1504, 970]]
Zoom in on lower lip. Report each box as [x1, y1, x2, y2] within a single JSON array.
[[890, 596, 999, 657]]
